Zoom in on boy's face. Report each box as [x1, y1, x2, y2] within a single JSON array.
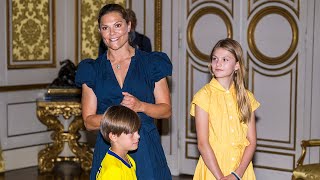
[[117, 131, 140, 151]]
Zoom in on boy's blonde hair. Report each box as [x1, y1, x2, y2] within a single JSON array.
[[210, 38, 252, 123], [100, 105, 141, 142]]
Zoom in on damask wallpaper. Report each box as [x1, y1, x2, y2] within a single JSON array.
[[7, 0, 56, 69], [79, 0, 126, 61]]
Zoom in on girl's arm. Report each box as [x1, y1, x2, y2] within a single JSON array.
[[121, 77, 171, 119], [195, 105, 224, 179], [81, 84, 103, 130], [234, 111, 257, 177]]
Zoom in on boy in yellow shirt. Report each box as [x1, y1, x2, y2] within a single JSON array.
[[96, 105, 141, 180]]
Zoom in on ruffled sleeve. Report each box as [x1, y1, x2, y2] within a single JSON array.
[[147, 52, 172, 83], [75, 59, 96, 89], [247, 90, 260, 111], [190, 85, 211, 117]]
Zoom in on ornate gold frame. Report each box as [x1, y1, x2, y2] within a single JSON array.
[[6, 0, 56, 69], [187, 6, 233, 62]]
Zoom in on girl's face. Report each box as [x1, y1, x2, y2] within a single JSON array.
[[99, 12, 131, 51], [211, 47, 239, 81]]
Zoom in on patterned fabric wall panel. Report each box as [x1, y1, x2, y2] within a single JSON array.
[[7, 0, 56, 69]]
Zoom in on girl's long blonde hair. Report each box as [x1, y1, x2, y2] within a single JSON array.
[[210, 38, 252, 124]]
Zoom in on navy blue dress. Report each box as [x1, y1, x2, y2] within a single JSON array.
[[75, 49, 172, 180]]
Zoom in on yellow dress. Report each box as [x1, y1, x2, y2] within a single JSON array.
[[190, 78, 260, 180]]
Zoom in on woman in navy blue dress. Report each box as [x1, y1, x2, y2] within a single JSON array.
[[75, 4, 172, 180]]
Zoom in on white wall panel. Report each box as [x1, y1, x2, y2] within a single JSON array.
[[7, 102, 46, 136], [254, 151, 295, 171], [3, 146, 45, 171], [255, 73, 292, 142], [255, 168, 292, 180]]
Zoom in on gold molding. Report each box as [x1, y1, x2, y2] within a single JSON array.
[[248, 0, 300, 18], [154, 0, 162, 51], [7, 0, 56, 69], [248, 53, 298, 71], [247, 6, 298, 65], [0, 147, 4, 172], [75, 0, 79, 65], [185, 141, 199, 160], [186, 56, 212, 140], [251, 59, 298, 151], [188, 0, 234, 18], [254, 150, 295, 172], [0, 83, 49, 92], [187, 6, 232, 62], [47, 88, 81, 95]]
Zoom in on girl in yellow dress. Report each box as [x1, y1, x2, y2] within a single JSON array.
[[190, 38, 260, 180]]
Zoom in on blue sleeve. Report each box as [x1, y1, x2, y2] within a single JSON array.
[[75, 59, 96, 89], [148, 52, 172, 83]]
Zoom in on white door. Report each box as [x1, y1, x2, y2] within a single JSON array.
[[177, 0, 236, 175], [176, 1, 312, 179]]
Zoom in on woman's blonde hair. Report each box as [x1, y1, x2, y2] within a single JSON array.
[[100, 105, 141, 142], [209, 38, 252, 123]]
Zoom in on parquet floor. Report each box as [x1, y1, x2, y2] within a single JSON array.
[[0, 162, 193, 180]]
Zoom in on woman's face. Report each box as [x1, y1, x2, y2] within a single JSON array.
[[99, 11, 131, 51]]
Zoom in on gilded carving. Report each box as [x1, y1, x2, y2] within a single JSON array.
[[37, 101, 93, 173], [80, 0, 126, 60]]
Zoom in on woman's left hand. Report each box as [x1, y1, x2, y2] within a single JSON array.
[[121, 92, 143, 112]]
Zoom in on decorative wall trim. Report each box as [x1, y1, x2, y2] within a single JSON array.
[[251, 58, 298, 151], [247, 6, 298, 65], [75, 0, 79, 65], [187, 6, 232, 62], [6, 0, 56, 69], [0, 84, 49, 92], [185, 142, 199, 160], [188, 0, 234, 17], [248, 0, 300, 18], [254, 150, 295, 172], [154, 0, 162, 51], [7, 101, 47, 137]]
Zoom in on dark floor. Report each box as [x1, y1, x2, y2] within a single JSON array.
[[0, 162, 193, 180]]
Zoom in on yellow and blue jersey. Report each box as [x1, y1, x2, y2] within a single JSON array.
[[96, 149, 137, 180]]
